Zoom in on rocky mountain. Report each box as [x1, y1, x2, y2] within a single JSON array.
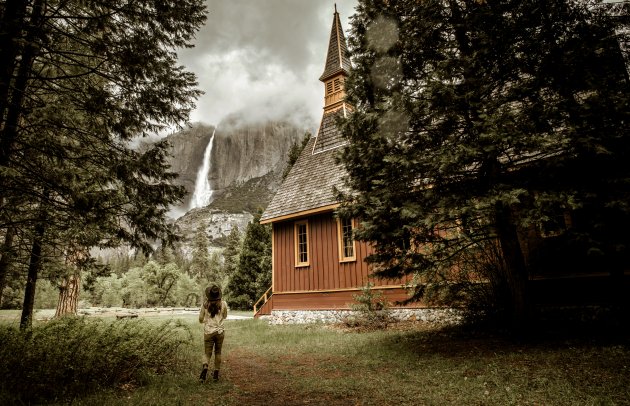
[[173, 207, 253, 257], [166, 117, 306, 211], [164, 123, 215, 209], [165, 117, 308, 253]]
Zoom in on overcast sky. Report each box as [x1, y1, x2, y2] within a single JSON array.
[[177, 0, 358, 130]]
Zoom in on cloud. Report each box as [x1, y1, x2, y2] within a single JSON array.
[[178, 0, 358, 126]]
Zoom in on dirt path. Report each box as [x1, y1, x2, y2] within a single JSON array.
[[218, 349, 370, 406]]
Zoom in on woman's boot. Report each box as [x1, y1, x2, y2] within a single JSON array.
[[199, 364, 208, 383], [213, 370, 219, 381]]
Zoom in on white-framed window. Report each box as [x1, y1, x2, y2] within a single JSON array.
[[294, 220, 309, 267], [337, 217, 356, 262]]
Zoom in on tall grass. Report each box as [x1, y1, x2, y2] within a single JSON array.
[[2, 315, 627, 405], [0, 317, 193, 404]]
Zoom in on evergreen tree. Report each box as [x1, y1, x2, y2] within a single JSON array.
[[189, 223, 224, 293], [189, 223, 210, 280], [206, 251, 225, 290], [339, 0, 630, 329], [283, 132, 312, 179], [222, 226, 242, 281], [221, 226, 241, 306], [226, 210, 271, 310], [0, 0, 206, 328], [153, 245, 176, 266]]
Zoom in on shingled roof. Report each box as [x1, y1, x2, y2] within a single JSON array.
[[312, 108, 347, 154], [260, 133, 347, 223], [260, 7, 352, 224], [319, 6, 351, 82]]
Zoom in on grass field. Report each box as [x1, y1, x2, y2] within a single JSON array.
[[24, 314, 621, 406]]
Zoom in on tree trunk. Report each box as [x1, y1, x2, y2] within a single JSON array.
[[0, 227, 15, 307], [55, 272, 80, 317], [494, 202, 530, 333], [0, 0, 45, 218], [0, 0, 27, 126], [19, 220, 46, 330]]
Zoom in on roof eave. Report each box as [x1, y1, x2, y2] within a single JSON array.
[[260, 203, 340, 225], [319, 68, 349, 82]]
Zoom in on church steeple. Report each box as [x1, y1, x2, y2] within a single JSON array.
[[320, 4, 351, 112], [311, 5, 352, 155]]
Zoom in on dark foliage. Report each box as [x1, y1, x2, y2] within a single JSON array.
[[338, 0, 630, 327]]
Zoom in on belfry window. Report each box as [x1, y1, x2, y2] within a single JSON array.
[[334, 78, 342, 92]]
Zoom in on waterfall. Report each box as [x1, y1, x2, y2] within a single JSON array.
[[190, 128, 216, 209]]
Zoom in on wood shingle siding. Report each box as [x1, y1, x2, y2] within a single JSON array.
[[319, 7, 351, 82], [312, 108, 347, 154], [260, 135, 347, 224]]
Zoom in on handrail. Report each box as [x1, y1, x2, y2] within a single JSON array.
[[253, 286, 273, 314]]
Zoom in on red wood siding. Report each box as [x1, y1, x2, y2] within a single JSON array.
[[272, 212, 407, 294], [272, 288, 424, 310]]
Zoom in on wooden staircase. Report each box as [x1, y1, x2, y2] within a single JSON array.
[[253, 286, 273, 318]]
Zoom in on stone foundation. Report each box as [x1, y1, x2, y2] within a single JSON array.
[[261, 308, 465, 325]]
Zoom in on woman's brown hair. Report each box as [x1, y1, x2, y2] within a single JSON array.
[[208, 300, 221, 317], [205, 285, 222, 317]]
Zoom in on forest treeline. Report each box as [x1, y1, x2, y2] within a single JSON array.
[[1, 209, 272, 312]]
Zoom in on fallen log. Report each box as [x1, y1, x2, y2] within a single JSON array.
[[115, 313, 139, 319]]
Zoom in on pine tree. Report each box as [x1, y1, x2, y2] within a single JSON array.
[[0, 0, 206, 328], [339, 0, 630, 329], [226, 210, 271, 310], [189, 223, 210, 280], [222, 226, 242, 281], [283, 132, 312, 179]]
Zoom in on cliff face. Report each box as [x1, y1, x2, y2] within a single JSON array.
[[209, 117, 304, 191], [165, 123, 215, 208], [166, 118, 305, 212], [174, 207, 253, 256]]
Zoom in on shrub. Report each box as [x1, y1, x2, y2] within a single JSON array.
[[227, 293, 253, 310], [0, 317, 192, 403], [344, 283, 392, 330]]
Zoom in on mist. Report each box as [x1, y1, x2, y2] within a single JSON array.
[[177, 0, 358, 128]]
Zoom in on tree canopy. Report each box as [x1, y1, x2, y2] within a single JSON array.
[[0, 0, 207, 327], [338, 0, 630, 327]]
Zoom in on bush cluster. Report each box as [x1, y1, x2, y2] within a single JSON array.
[[0, 317, 192, 403], [344, 283, 392, 330]]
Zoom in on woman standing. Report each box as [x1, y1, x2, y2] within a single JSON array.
[[198, 284, 228, 382]]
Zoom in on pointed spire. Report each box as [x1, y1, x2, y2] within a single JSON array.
[[319, 6, 351, 82]]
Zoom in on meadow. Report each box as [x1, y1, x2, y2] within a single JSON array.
[[0, 311, 628, 405]]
